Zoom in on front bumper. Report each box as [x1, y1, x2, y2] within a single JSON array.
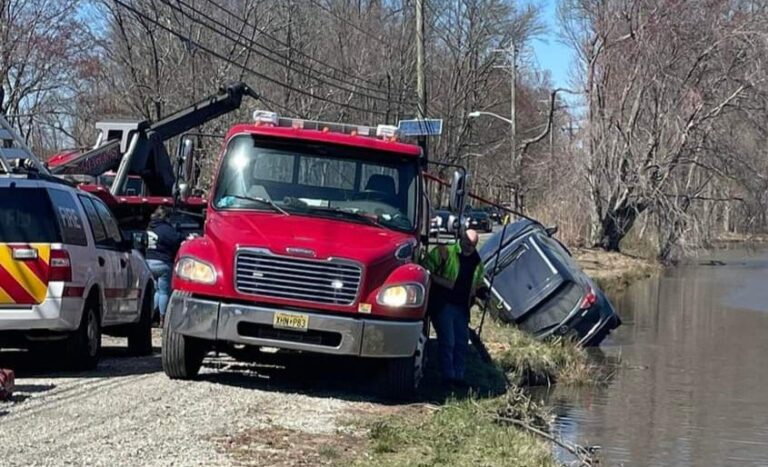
[[167, 293, 423, 358], [541, 299, 619, 346]]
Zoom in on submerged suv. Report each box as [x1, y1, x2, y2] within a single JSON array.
[[0, 175, 155, 369]]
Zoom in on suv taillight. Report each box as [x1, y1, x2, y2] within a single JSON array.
[[50, 250, 72, 282], [579, 287, 597, 309]]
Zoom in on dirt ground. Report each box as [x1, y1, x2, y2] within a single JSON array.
[[0, 330, 484, 466]]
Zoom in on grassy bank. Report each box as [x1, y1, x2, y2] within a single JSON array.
[[352, 320, 602, 467], [572, 247, 660, 297], [357, 395, 556, 467]]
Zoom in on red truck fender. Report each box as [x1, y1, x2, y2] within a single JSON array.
[[363, 263, 431, 319]]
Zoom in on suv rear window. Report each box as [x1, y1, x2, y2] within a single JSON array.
[[0, 187, 60, 242]]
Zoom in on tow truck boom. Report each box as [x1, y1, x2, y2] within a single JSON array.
[[50, 82, 259, 197]]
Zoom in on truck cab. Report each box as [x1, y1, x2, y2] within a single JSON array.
[[162, 112, 436, 397]]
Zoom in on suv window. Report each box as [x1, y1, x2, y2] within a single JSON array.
[[78, 195, 109, 246], [49, 189, 88, 246], [92, 199, 123, 244], [0, 187, 60, 242]]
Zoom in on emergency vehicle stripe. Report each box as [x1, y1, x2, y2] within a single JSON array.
[[0, 265, 37, 304], [9, 244, 50, 284], [0, 285, 14, 303], [0, 246, 48, 304]]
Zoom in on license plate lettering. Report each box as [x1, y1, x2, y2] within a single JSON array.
[[273, 312, 309, 331]]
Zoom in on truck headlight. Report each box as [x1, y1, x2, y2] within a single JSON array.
[[377, 283, 425, 308], [175, 257, 217, 284]]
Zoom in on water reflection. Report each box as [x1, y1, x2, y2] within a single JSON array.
[[540, 248, 768, 466]]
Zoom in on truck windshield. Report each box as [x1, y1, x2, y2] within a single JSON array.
[[213, 135, 419, 232]]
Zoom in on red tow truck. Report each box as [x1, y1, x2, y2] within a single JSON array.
[[162, 111, 462, 397]]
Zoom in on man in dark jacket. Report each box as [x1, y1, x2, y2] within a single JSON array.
[[146, 206, 183, 324]]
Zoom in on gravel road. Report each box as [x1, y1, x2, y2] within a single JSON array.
[[0, 330, 387, 466]]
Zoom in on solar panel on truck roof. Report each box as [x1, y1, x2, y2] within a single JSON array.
[[397, 119, 443, 136]]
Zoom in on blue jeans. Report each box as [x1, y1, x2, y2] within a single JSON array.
[[147, 259, 172, 317], [433, 302, 470, 381]]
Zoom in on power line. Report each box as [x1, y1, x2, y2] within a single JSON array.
[[196, 0, 403, 96], [162, 0, 402, 105], [306, 0, 387, 45], [111, 0, 389, 116]]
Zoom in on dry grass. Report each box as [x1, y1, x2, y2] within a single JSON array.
[[355, 396, 556, 467], [572, 247, 659, 296], [473, 313, 608, 387]]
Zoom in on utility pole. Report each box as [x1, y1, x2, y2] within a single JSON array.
[[415, 0, 427, 158], [494, 44, 517, 208]]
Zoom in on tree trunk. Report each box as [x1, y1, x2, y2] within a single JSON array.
[[596, 203, 643, 252]]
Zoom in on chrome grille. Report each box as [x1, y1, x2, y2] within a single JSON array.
[[235, 250, 362, 305]]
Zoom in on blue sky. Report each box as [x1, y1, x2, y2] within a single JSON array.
[[530, 0, 573, 90]]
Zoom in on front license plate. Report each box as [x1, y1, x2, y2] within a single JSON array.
[[273, 312, 309, 331]]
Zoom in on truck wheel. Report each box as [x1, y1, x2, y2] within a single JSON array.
[[127, 285, 154, 356], [381, 324, 428, 400], [64, 300, 101, 371], [161, 315, 207, 379]]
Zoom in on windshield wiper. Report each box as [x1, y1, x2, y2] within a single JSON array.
[[306, 206, 381, 227], [226, 195, 289, 215]]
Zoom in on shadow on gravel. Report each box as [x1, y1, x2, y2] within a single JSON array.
[[197, 337, 507, 405], [0, 346, 162, 379]]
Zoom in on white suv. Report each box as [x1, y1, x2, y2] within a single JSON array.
[[0, 175, 154, 369]]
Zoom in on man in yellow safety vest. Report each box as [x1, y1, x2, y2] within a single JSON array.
[[423, 229, 487, 387]]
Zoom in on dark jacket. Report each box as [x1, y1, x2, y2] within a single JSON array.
[[146, 219, 183, 263]]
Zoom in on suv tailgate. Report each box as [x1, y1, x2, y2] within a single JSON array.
[[0, 188, 57, 305]]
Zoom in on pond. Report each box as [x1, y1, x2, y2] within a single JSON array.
[[540, 247, 768, 466]]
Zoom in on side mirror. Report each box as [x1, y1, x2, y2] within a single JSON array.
[[177, 138, 195, 201], [132, 231, 148, 253], [545, 225, 558, 237], [448, 170, 468, 214]]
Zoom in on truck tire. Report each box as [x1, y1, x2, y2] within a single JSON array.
[[161, 315, 207, 379], [381, 323, 428, 400], [127, 285, 154, 356], [64, 300, 101, 371]]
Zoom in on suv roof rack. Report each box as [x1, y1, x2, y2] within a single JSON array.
[[0, 114, 51, 176]]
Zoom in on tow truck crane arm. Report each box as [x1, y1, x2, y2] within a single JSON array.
[[50, 82, 259, 196]]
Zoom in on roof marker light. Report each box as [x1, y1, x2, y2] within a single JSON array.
[[376, 125, 399, 140], [253, 110, 279, 125]]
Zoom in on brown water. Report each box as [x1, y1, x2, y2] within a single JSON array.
[[541, 248, 768, 466]]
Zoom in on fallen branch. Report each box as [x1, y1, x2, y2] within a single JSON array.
[[496, 415, 598, 466]]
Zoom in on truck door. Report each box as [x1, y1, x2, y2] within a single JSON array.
[[78, 195, 121, 325], [92, 199, 138, 321]]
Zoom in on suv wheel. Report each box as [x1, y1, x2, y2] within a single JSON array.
[[381, 321, 429, 400], [161, 312, 208, 379], [65, 301, 101, 370], [128, 285, 154, 356]]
